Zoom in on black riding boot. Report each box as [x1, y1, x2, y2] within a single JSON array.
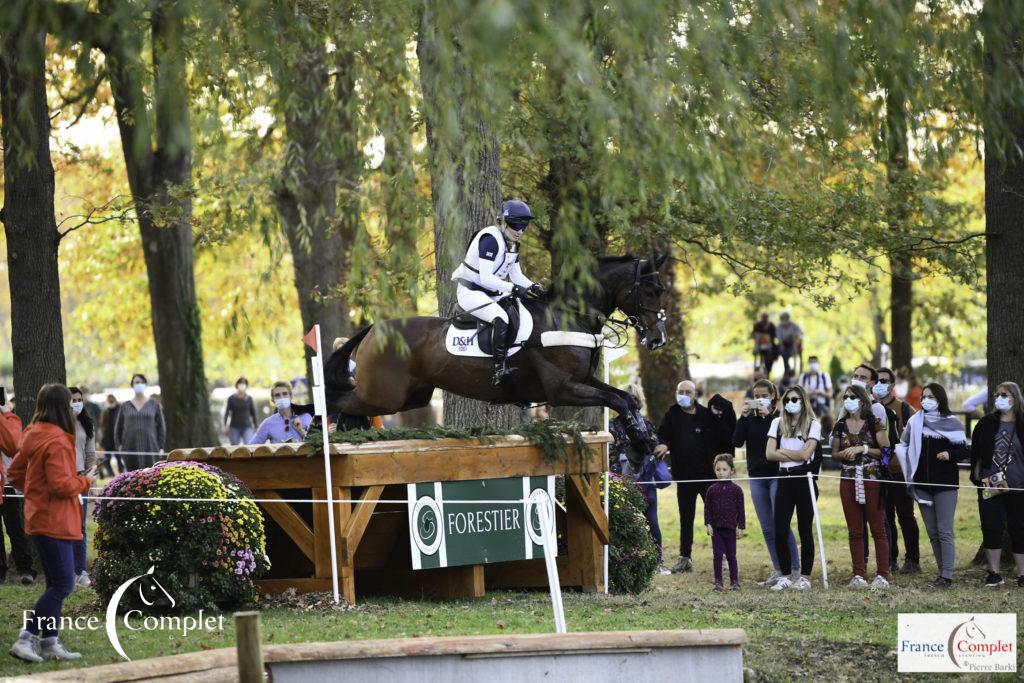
[[491, 317, 514, 385]]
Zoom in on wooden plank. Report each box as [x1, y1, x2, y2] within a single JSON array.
[[202, 458, 346, 490], [568, 475, 610, 545], [254, 490, 315, 563], [312, 487, 348, 580], [342, 486, 384, 563], [565, 472, 605, 592], [353, 511, 405, 569]]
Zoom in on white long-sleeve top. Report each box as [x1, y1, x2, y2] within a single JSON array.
[[451, 226, 534, 295]]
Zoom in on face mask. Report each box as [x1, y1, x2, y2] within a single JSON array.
[[872, 383, 889, 398], [850, 379, 867, 389], [237, 383, 247, 391], [784, 400, 802, 415], [844, 398, 861, 413], [995, 396, 1012, 413], [676, 395, 693, 409], [920, 398, 938, 412], [132, 382, 147, 395], [809, 362, 820, 372], [275, 398, 291, 411], [757, 398, 772, 408], [71, 401, 83, 416]]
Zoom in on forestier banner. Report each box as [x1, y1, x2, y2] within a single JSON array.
[[407, 476, 556, 570]]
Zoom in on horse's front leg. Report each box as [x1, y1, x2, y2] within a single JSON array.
[[582, 376, 654, 451]]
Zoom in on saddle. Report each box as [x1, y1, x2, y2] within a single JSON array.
[[445, 298, 531, 357]]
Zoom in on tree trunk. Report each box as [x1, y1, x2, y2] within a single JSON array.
[[639, 248, 689, 419], [101, 0, 215, 448], [0, 27, 66, 422], [885, 84, 914, 378], [418, 0, 521, 430]]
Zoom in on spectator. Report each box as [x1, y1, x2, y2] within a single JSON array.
[[224, 377, 258, 445], [733, 378, 798, 587], [895, 383, 968, 588], [69, 388, 96, 590], [97, 395, 121, 477], [0, 404, 35, 586], [609, 385, 668, 573], [834, 375, 851, 404], [705, 454, 745, 591], [970, 381, 1024, 588], [7, 384, 92, 662], [904, 375, 923, 411], [875, 367, 920, 575], [767, 385, 821, 591], [77, 385, 101, 427], [851, 364, 889, 426], [114, 374, 166, 471], [752, 313, 777, 377], [799, 355, 832, 417], [743, 367, 767, 399], [776, 312, 803, 376], [832, 384, 891, 589], [250, 382, 312, 444], [654, 380, 734, 573]]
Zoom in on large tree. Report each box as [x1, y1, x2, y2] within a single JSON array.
[[0, 9, 66, 422]]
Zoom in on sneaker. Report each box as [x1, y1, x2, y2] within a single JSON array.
[[899, 560, 921, 575], [19, 571, 36, 586], [770, 576, 793, 591], [40, 638, 81, 661], [75, 571, 91, 589], [984, 572, 1004, 587], [656, 565, 672, 576], [791, 576, 812, 590], [712, 582, 724, 591], [870, 575, 890, 590], [848, 575, 869, 589], [9, 634, 42, 663], [928, 576, 953, 589], [670, 556, 693, 573], [730, 581, 740, 591], [758, 569, 782, 588]]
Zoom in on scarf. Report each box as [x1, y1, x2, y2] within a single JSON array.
[[895, 411, 967, 505]]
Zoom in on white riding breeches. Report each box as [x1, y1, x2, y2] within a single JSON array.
[[456, 285, 508, 324]]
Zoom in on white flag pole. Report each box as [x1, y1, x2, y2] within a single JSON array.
[[807, 471, 828, 589], [538, 499, 567, 633], [600, 337, 628, 596], [312, 324, 341, 604]]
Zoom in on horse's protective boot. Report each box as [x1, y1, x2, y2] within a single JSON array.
[[491, 317, 515, 385]]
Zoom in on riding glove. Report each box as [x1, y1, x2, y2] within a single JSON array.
[[510, 285, 526, 299], [528, 283, 545, 297]]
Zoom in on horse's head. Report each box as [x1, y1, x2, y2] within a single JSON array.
[[605, 253, 669, 350]]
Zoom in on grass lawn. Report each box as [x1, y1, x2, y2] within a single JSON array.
[[0, 470, 1020, 680]]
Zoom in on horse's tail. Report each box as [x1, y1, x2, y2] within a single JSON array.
[[324, 324, 373, 400]]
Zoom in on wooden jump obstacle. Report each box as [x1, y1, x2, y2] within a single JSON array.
[[167, 433, 610, 603]]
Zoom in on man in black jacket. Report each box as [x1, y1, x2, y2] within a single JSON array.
[[654, 380, 736, 572]]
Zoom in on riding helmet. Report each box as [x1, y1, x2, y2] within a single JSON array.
[[502, 199, 533, 231]]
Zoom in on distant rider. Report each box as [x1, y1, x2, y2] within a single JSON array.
[[452, 199, 544, 385]]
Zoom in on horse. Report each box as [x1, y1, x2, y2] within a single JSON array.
[[324, 254, 670, 448]]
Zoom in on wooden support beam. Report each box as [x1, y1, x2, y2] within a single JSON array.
[[568, 475, 610, 545], [341, 485, 384, 564], [254, 490, 315, 563], [565, 473, 605, 592]]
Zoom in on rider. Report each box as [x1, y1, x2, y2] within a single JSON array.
[[452, 199, 544, 385]]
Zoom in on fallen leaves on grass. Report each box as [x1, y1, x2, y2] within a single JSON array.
[[259, 588, 359, 613]]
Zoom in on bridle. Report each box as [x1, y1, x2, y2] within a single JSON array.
[[606, 259, 668, 349]]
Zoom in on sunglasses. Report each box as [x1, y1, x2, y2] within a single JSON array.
[[843, 395, 857, 401], [506, 220, 529, 232], [784, 397, 802, 404]]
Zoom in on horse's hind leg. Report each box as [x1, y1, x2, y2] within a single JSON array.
[[399, 383, 435, 412]]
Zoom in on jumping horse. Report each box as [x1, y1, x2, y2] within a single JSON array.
[[324, 254, 670, 449]]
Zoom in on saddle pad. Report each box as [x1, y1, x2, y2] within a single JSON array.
[[444, 299, 534, 357], [540, 331, 605, 348]]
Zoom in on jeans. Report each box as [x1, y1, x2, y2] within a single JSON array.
[[640, 486, 663, 564], [774, 473, 817, 576], [25, 536, 76, 638], [712, 527, 738, 584], [229, 426, 255, 445], [916, 488, 958, 580], [840, 478, 890, 579], [749, 477, 799, 573], [73, 499, 88, 575], [980, 491, 1024, 553], [0, 490, 34, 574], [885, 481, 920, 565], [675, 481, 710, 558]]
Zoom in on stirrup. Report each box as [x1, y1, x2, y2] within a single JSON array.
[[492, 362, 516, 386]]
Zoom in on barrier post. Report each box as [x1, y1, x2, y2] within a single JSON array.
[[537, 498, 567, 633], [806, 471, 828, 589], [235, 611, 264, 683]]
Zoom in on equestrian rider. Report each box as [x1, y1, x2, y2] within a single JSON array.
[[452, 199, 545, 385]]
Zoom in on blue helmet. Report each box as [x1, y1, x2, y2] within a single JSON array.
[[502, 199, 533, 231]]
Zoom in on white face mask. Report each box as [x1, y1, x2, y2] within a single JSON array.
[[920, 398, 938, 412], [995, 396, 1012, 413], [132, 382, 147, 395], [844, 398, 861, 413], [275, 398, 291, 411], [237, 383, 247, 391], [784, 400, 802, 415], [850, 379, 867, 390], [808, 362, 820, 372], [71, 401, 84, 416], [872, 383, 890, 398], [757, 398, 772, 408]]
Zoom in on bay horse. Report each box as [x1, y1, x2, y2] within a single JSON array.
[[325, 254, 670, 448]]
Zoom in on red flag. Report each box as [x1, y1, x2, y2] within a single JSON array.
[[302, 326, 319, 352]]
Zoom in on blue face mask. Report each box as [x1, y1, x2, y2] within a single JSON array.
[[676, 395, 693, 409], [275, 398, 291, 411], [995, 396, 1012, 413]]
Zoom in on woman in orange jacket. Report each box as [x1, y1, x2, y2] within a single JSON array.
[[7, 384, 92, 664], [0, 406, 23, 503]]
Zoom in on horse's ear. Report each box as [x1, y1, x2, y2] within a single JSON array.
[[655, 252, 669, 269]]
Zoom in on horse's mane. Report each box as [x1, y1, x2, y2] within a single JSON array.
[[596, 255, 638, 264]]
